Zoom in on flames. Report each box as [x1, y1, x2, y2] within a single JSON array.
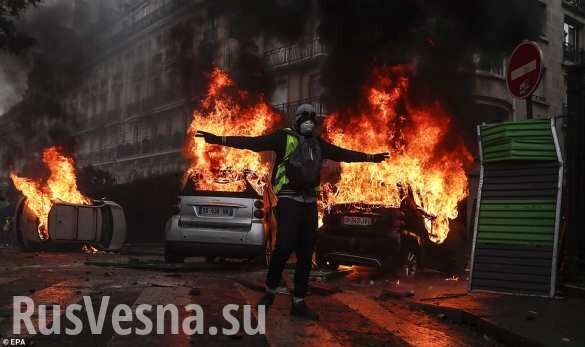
[[183, 67, 281, 193], [322, 66, 473, 243], [183, 66, 471, 243], [10, 147, 90, 240]]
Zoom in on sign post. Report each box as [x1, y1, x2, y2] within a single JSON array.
[[506, 41, 543, 119]]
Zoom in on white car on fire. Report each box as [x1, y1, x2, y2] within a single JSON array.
[[14, 198, 126, 252], [164, 180, 275, 265]]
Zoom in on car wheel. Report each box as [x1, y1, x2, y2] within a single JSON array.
[[15, 223, 41, 252], [14, 202, 41, 252], [316, 255, 339, 270], [164, 250, 184, 264], [323, 261, 339, 271], [380, 256, 396, 274]]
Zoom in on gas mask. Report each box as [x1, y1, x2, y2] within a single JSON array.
[[299, 119, 315, 136]]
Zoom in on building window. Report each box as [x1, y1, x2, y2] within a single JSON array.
[[309, 74, 322, 99], [134, 84, 142, 102], [270, 78, 288, 105], [564, 20, 581, 63], [152, 77, 162, 97]]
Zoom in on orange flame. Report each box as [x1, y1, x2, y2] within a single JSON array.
[[183, 67, 281, 193], [322, 66, 473, 243], [10, 147, 90, 240]]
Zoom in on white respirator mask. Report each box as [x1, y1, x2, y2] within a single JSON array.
[[299, 119, 315, 136]]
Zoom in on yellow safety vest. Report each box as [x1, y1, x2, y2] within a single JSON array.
[[272, 129, 321, 194]]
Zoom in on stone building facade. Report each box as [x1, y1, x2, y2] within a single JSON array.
[[470, 0, 584, 125], [67, 0, 326, 184], [1, 0, 582, 188]]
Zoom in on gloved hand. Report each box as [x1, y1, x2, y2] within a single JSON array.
[[196, 130, 220, 144], [368, 152, 390, 163]]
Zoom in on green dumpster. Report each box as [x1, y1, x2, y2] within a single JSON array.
[[470, 119, 563, 297]]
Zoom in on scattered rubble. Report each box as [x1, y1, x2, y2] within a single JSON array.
[[378, 289, 415, 300]]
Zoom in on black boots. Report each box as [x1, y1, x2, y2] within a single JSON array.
[[290, 299, 320, 321], [259, 292, 320, 321]]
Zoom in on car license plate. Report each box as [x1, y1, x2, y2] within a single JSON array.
[[343, 216, 372, 226], [196, 206, 234, 217]]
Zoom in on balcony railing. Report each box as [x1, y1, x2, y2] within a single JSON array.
[[81, 134, 185, 166], [115, 134, 184, 159], [96, 0, 193, 52], [272, 97, 327, 117], [264, 38, 327, 68], [563, 42, 585, 65], [126, 90, 182, 116], [564, 0, 585, 14]]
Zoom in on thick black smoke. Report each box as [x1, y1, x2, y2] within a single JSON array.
[[205, 0, 312, 97], [0, 0, 40, 53], [210, 0, 311, 43], [1, 1, 103, 172], [318, 0, 545, 145], [318, 0, 546, 104]]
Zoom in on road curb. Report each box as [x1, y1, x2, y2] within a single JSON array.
[[560, 283, 585, 298], [408, 301, 546, 347]]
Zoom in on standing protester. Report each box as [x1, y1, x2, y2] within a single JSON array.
[[196, 104, 389, 320]]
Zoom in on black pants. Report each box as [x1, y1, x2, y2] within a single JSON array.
[[266, 197, 318, 298]]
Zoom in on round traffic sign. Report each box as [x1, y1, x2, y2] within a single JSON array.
[[506, 41, 543, 99]]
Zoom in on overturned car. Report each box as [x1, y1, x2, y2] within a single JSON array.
[[14, 198, 126, 252]]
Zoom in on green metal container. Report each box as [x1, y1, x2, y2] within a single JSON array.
[[480, 120, 557, 162], [470, 118, 563, 297]]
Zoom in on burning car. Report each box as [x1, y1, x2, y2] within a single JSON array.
[[315, 191, 466, 277], [10, 147, 126, 252], [14, 197, 126, 252], [313, 66, 472, 277], [165, 68, 281, 264], [164, 177, 275, 265]]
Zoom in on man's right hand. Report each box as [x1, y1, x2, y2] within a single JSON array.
[[196, 130, 220, 144], [368, 152, 390, 163]]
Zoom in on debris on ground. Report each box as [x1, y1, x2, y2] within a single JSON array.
[[308, 282, 342, 296], [235, 278, 265, 292], [150, 282, 181, 288], [419, 292, 468, 301], [525, 310, 538, 321], [378, 289, 415, 300], [309, 268, 353, 281]]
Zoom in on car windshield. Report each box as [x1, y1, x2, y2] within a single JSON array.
[[180, 175, 261, 198]]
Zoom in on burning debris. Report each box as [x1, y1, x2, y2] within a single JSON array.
[[322, 66, 473, 243], [9, 146, 126, 252], [183, 67, 282, 194], [82, 244, 99, 255], [10, 146, 90, 240]]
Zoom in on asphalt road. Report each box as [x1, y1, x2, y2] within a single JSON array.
[[0, 246, 505, 347]]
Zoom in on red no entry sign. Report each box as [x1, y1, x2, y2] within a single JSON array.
[[506, 41, 543, 99]]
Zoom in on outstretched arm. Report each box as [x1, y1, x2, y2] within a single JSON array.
[[196, 130, 282, 153], [321, 140, 390, 163]]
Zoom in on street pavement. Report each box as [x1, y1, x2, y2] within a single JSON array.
[[0, 245, 581, 347]]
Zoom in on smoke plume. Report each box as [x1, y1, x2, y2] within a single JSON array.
[[1, 0, 116, 172], [317, 0, 545, 146]]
